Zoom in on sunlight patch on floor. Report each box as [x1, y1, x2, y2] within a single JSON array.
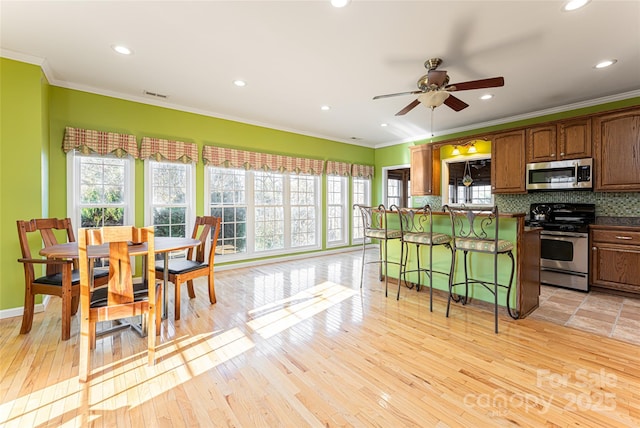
[[246, 281, 357, 339]]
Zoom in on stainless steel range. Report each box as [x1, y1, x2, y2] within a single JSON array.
[[527, 203, 596, 291]]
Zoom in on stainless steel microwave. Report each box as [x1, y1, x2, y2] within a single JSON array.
[[526, 158, 593, 191]]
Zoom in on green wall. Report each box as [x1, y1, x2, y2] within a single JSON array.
[[48, 87, 374, 227], [0, 57, 375, 312], [0, 59, 48, 309]]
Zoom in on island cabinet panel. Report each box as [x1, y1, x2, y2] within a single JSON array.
[[590, 226, 640, 295], [491, 130, 526, 194], [409, 144, 441, 196], [593, 108, 640, 191], [526, 119, 591, 163]]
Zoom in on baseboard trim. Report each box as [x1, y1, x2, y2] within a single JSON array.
[[214, 245, 373, 272], [0, 296, 48, 320]]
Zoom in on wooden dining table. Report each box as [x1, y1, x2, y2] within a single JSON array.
[[40, 237, 201, 320]]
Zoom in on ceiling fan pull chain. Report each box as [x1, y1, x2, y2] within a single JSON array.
[[430, 106, 434, 138]]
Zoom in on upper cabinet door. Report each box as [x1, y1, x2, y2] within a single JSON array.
[[409, 144, 441, 196], [559, 118, 592, 160], [527, 125, 557, 163], [491, 130, 527, 194], [593, 108, 640, 192]]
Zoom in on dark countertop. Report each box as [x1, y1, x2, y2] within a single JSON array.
[[594, 216, 640, 227]]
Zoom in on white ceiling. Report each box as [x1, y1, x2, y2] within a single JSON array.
[[2, 1, 639, 148]]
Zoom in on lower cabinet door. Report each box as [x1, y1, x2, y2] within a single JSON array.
[[591, 244, 640, 294]]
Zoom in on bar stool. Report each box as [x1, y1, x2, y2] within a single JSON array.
[[354, 204, 402, 297], [443, 205, 518, 333], [393, 204, 453, 310]]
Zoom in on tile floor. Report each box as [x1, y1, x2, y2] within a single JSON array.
[[529, 285, 640, 345]]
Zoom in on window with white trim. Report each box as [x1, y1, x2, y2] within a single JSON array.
[[208, 167, 247, 256], [206, 166, 321, 260], [326, 175, 348, 247], [144, 160, 195, 238], [351, 176, 371, 243], [67, 151, 135, 231]]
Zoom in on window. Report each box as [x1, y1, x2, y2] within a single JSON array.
[[67, 152, 135, 230], [351, 176, 371, 243], [326, 175, 348, 247], [254, 171, 285, 251], [145, 160, 195, 238], [208, 167, 247, 256], [442, 155, 493, 207], [206, 166, 321, 260]]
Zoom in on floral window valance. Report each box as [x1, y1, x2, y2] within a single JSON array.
[[351, 164, 374, 179], [62, 127, 138, 158], [325, 161, 351, 177], [202, 146, 324, 175], [140, 137, 198, 163]]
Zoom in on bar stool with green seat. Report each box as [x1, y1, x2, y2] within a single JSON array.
[[354, 204, 402, 297], [393, 204, 453, 310], [443, 205, 519, 333]]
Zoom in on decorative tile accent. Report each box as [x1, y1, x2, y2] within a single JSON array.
[[495, 191, 640, 217], [413, 192, 640, 217]]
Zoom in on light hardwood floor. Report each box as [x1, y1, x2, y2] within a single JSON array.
[[1, 249, 639, 427]]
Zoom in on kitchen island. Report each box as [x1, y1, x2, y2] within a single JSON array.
[[377, 210, 540, 318]]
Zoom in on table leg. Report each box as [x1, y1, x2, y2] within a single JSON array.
[[163, 253, 169, 320]]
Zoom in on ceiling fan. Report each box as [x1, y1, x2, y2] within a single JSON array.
[[373, 58, 504, 116]]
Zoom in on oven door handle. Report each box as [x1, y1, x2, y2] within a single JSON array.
[[540, 231, 588, 238]]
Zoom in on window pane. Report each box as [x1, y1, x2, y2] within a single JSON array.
[[209, 167, 248, 255]]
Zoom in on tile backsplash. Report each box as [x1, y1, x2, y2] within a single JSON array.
[[413, 191, 640, 217]]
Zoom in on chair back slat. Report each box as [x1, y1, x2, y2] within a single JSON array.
[[187, 216, 219, 263], [107, 241, 135, 305]]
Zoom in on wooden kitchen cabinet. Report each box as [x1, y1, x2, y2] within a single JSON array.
[[527, 125, 557, 163], [409, 144, 441, 196], [593, 108, 640, 191], [590, 225, 640, 295], [491, 130, 526, 194], [526, 119, 591, 163]]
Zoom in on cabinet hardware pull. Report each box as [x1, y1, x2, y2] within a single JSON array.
[[560, 152, 565, 156], [592, 247, 597, 250], [616, 236, 632, 240]]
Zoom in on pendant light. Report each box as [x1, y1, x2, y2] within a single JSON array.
[[462, 160, 474, 187]]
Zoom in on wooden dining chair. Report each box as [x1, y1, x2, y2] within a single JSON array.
[[77, 225, 161, 383], [16, 218, 108, 340], [155, 216, 221, 320]]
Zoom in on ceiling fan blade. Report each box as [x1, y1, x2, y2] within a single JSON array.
[[373, 90, 422, 100], [395, 99, 421, 116], [446, 76, 504, 91], [444, 94, 469, 112]]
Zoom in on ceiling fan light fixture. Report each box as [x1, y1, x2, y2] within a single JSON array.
[[562, 0, 590, 11], [417, 91, 450, 108]]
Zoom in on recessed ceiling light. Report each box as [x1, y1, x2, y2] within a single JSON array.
[[562, 0, 590, 11], [321, 105, 331, 111], [233, 80, 246, 87], [331, 0, 351, 8], [480, 94, 494, 100], [112, 45, 132, 55], [380, 123, 388, 127], [594, 59, 617, 69]]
